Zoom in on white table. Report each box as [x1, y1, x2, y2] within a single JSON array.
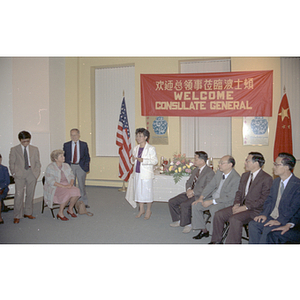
[[153, 174, 187, 202]]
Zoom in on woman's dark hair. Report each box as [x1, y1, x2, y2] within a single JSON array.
[[18, 131, 31, 141], [135, 128, 150, 141], [195, 151, 208, 162], [249, 152, 265, 168], [278, 152, 296, 171]]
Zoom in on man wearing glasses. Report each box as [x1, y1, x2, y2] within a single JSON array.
[[209, 152, 273, 244], [191, 155, 240, 240], [9, 131, 41, 224], [249, 152, 300, 244]]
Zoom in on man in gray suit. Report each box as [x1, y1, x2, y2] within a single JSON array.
[[210, 152, 273, 244], [191, 155, 240, 239], [168, 151, 214, 233], [9, 131, 41, 224]]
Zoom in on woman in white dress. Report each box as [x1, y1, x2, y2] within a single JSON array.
[[131, 128, 158, 220]]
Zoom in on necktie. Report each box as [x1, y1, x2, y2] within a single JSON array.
[[280, 181, 284, 197], [73, 142, 77, 163], [248, 173, 253, 190], [24, 146, 29, 170], [242, 173, 253, 205], [270, 182, 285, 219], [191, 168, 200, 190]]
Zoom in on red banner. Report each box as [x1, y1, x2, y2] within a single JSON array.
[[141, 70, 273, 117]]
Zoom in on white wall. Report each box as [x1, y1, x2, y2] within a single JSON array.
[[0, 57, 66, 199], [0, 58, 14, 167]]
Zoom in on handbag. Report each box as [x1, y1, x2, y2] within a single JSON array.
[[75, 200, 93, 216]]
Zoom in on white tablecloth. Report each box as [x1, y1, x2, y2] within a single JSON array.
[[153, 174, 187, 202]]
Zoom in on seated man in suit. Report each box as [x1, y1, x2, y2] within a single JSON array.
[[168, 151, 214, 233], [249, 152, 300, 244], [210, 152, 273, 244], [191, 155, 240, 240], [267, 209, 300, 244]]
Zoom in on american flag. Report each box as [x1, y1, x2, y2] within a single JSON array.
[[116, 97, 133, 181]]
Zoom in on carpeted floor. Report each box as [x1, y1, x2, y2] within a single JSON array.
[[0, 186, 222, 244], [2, 186, 294, 300]]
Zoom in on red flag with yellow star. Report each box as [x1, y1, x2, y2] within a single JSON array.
[[274, 93, 293, 160]]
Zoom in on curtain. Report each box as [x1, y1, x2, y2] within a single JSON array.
[[95, 65, 135, 156], [180, 59, 231, 159], [280, 57, 300, 159]]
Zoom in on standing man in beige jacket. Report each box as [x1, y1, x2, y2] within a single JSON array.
[[9, 131, 41, 224]]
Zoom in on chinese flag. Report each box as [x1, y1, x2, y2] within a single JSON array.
[[273, 93, 293, 160]]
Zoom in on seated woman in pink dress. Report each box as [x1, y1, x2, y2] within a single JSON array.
[[44, 149, 80, 221]]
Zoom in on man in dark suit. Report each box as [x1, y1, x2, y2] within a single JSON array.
[[210, 152, 273, 244], [9, 131, 41, 224], [168, 151, 214, 233], [249, 152, 300, 244], [191, 155, 240, 240], [63, 128, 90, 207]]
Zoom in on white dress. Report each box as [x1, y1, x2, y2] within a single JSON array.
[[132, 143, 158, 203]]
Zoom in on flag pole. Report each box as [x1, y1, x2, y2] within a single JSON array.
[[119, 89, 128, 192], [118, 181, 127, 192]]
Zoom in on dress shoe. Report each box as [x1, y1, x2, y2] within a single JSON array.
[[57, 214, 69, 221], [182, 225, 192, 233], [0, 219, 4, 224], [170, 221, 180, 227], [14, 218, 20, 224], [24, 214, 36, 219], [67, 211, 77, 218], [193, 230, 209, 240]]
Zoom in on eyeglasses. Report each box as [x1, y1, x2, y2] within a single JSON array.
[[245, 159, 252, 163], [273, 162, 283, 167]]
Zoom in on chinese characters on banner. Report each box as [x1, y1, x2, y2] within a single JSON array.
[[141, 70, 273, 117]]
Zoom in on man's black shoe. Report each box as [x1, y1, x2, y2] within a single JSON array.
[[193, 231, 209, 240]]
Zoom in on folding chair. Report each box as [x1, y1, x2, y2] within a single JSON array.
[[41, 176, 77, 218]]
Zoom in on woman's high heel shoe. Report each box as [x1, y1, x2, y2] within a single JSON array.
[[144, 211, 152, 220], [57, 214, 69, 221], [67, 211, 77, 218], [135, 211, 145, 218]]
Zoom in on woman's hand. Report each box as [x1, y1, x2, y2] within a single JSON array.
[[136, 157, 143, 163]]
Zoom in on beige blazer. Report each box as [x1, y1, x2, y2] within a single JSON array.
[[9, 144, 41, 179]]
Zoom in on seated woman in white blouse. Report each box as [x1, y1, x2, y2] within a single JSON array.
[[44, 149, 80, 221]]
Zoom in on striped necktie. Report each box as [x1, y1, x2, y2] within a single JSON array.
[[191, 168, 200, 189], [73, 142, 77, 163]]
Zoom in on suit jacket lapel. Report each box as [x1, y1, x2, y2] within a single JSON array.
[[17, 144, 24, 161], [282, 174, 295, 198], [79, 140, 83, 156]]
